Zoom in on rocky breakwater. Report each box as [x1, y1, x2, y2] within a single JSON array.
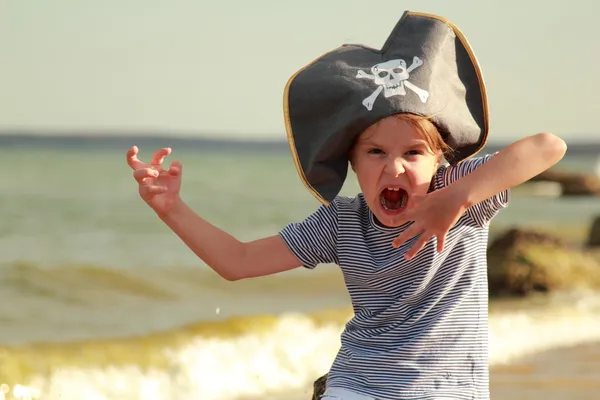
[[587, 216, 600, 248], [528, 169, 600, 197], [487, 227, 600, 296]]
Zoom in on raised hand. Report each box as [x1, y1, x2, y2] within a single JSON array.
[[126, 146, 182, 215], [391, 186, 468, 260]]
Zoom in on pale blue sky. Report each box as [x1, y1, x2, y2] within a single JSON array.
[[0, 0, 598, 143]]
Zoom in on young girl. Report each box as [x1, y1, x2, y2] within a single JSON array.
[[126, 11, 566, 400]]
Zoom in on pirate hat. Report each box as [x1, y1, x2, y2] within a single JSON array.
[[283, 11, 489, 205]]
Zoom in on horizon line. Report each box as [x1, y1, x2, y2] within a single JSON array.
[[1, 132, 599, 156], [0, 129, 598, 146]]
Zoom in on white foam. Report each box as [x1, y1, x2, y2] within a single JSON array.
[[4, 299, 600, 400], [489, 295, 600, 365]]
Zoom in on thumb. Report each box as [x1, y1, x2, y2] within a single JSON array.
[[409, 194, 427, 206], [397, 194, 427, 221], [393, 209, 414, 226], [168, 160, 182, 176]]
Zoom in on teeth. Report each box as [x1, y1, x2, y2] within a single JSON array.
[[380, 190, 408, 211], [387, 187, 400, 191]]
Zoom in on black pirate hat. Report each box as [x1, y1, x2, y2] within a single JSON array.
[[283, 11, 489, 205]]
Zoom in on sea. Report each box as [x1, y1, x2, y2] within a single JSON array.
[[1, 134, 600, 400]]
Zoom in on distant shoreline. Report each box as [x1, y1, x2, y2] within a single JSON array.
[[1, 132, 599, 155]]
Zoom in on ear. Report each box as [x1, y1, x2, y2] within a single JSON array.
[[435, 152, 443, 169], [348, 147, 358, 172], [349, 160, 356, 173]]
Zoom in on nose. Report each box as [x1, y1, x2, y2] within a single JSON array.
[[385, 157, 405, 177]]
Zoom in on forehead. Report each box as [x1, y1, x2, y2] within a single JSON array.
[[357, 117, 422, 145]]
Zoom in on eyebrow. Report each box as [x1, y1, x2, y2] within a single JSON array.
[[357, 139, 429, 148], [407, 140, 429, 148], [356, 138, 380, 147]]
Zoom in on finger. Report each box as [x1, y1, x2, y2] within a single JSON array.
[[392, 223, 422, 248], [168, 160, 182, 176], [126, 146, 147, 170], [133, 167, 159, 184], [436, 234, 446, 253], [150, 147, 172, 166], [405, 233, 432, 260], [144, 185, 168, 195]]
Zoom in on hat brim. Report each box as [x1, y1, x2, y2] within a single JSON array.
[[283, 11, 489, 206]]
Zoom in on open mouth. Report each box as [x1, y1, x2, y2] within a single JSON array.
[[379, 187, 408, 213]]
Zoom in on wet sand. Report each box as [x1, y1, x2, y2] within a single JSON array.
[[254, 341, 600, 400], [491, 341, 600, 400]]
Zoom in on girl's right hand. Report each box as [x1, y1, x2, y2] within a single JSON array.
[[126, 146, 183, 216]]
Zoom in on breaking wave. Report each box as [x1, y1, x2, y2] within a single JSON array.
[[2, 293, 600, 400]]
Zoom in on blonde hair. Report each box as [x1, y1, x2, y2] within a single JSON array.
[[393, 113, 452, 156], [350, 113, 454, 162]]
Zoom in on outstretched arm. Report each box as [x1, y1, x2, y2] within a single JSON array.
[[126, 146, 303, 281], [392, 132, 567, 258], [451, 132, 567, 208], [159, 199, 303, 281]]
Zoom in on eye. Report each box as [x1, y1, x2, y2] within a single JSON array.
[[405, 150, 423, 156], [368, 148, 385, 155]]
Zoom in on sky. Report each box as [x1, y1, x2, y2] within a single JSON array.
[[0, 0, 598, 144]]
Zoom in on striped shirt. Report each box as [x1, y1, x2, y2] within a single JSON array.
[[279, 154, 510, 400]]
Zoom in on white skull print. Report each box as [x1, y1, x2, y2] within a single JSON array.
[[356, 56, 429, 110]]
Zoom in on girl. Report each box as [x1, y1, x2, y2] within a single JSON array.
[[126, 11, 566, 400]]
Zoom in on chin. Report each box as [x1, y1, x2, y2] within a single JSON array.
[[373, 211, 407, 228]]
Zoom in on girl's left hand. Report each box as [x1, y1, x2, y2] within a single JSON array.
[[392, 186, 469, 260]]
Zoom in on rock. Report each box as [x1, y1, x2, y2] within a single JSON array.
[[529, 169, 600, 196], [519, 181, 563, 198], [487, 228, 600, 296], [529, 169, 567, 183], [560, 174, 600, 196], [587, 216, 600, 248], [312, 374, 328, 400]]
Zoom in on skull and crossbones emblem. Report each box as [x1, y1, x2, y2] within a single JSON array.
[[356, 56, 429, 111]]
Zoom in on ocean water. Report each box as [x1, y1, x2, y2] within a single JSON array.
[[1, 141, 600, 399]]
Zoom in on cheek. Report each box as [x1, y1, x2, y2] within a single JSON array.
[[356, 169, 375, 188], [354, 163, 380, 192], [407, 161, 438, 187]]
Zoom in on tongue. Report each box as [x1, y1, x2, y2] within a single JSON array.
[[384, 189, 402, 202], [382, 189, 405, 210]]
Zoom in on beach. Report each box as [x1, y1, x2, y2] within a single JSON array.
[[1, 140, 600, 399]]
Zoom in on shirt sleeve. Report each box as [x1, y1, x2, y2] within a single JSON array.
[[278, 200, 339, 269], [438, 153, 511, 227]]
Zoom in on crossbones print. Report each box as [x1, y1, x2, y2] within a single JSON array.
[[356, 56, 429, 111]]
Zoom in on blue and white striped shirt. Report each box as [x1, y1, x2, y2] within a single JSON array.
[[280, 154, 510, 400]]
